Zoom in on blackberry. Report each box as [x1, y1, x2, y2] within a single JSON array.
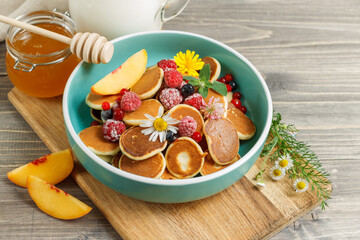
[[228, 81, 237, 91], [180, 84, 195, 98], [101, 109, 113, 122], [166, 131, 178, 143]]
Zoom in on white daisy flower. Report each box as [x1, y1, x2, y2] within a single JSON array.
[[256, 181, 265, 187], [140, 106, 179, 142], [270, 166, 285, 180], [275, 154, 294, 170], [293, 178, 309, 193]]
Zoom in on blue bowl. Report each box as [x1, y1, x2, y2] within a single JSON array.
[[63, 30, 272, 203]]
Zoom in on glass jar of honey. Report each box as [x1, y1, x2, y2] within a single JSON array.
[[5, 10, 80, 98]]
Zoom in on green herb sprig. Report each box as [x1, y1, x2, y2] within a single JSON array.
[[257, 112, 332, 210], [183, 64, 227, 98]]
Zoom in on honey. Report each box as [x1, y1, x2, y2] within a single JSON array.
[[5, 11, 80, 98]]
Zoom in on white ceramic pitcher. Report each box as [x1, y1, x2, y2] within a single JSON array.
[[69, 0, 190, 40]]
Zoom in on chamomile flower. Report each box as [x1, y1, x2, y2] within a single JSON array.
[[293, 178, 309, 193], [200, 97, 225, 120], [140, 106, 179, 142], [174, 50, 204, 77], [256, 181, 266, 187], [276, 154, 294, 170], [270, 166, 285, 180]]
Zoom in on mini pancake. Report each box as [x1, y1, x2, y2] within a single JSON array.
[[165, 137, 206, 179], [90, 108, 102, 123], [123, 99, 163, 126], [204, 89, 228, 117], [202, 56, 221, 83], [119, 153, 166, 178], [119, 126, 167, 160], [85, 92, 118, 110], [167, 104, 204, 134], [79, 125, 120, 156], [112, 154, 121, 168], [200, 151, 240, 176], [227, 103, 256, 140], [97, 154, 114, 163], [161, 168, 178, 180], [203, 118, 239, 165], [131, 66, 163, 100]]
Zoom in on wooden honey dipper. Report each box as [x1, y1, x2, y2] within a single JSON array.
[[0, 14, 114, 64]]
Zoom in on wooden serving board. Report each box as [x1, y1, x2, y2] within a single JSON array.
[[8, 87, 324, 240]]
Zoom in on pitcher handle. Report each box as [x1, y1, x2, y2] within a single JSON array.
[[160, 0, 190, 23]]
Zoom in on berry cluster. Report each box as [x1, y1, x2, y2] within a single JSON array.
[[157, 59, 205, 111], [96, 89, 142, 142], [217, 73, 247, 114]]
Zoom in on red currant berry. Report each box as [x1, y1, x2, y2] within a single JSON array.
[[226, 84, 232, 92], [115, 96, 122, 104], [192, 132, 202, 143], [113, 108, 125, 121], [231, 98, 241, 108], [240, 105, 247, 114], [119, 88, 129, 96], [102, 101, 110, 110], [218, 77, 226, 84], [225, 74, 233, 83], [90, 120, 100, 126], [232, 91, 241, 99]]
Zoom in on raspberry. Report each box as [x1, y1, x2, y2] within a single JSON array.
[[159, 88, 183, 109], [102, 119, 126, 142], [184, 93, 206, 110], [120, 91, 141, 112], [178, 116, 197, 137], [164, 69, 183, 88], [157, 59, 177, 72]]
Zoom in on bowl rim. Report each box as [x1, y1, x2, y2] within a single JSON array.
[[63, 30, 273, 186]]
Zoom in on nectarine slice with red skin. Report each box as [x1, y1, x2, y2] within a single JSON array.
[[7, 149, 74, 188], [91, 49, 148, 95], [27, 175, 92, 220]]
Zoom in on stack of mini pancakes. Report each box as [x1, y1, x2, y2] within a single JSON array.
[[79, 56, 256, 179]]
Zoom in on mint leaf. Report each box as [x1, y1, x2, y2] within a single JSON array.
[[204, 81, 214, 88], [183, 76, 199, 81], [199, 64, 211, 81], [212, 81, 227, 96], [188, 78, 201, 86], [198, 86, 208, 98]]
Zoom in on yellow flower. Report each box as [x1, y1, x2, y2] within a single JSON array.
[[270, 166, 285, 180], [276, 154, 293, 170], [293, 178, 309, 193], [174, 50, 204, 77]]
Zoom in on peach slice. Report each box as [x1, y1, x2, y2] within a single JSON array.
[[91, 49, 148, 95], [27, 175, 92, 220], [7, 149, 73, 188]]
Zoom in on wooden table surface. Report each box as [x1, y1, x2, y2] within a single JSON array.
[[0, 0, 359, 239]]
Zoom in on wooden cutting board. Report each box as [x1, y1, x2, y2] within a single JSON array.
[[8, 87, 325, 240]]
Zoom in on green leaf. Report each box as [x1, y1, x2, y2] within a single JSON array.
[[198, 86, 208, 98], [183, 76, 199, 81], [211, 81, 228, 96], [188, 79, 200, 86], [204, 81, 214, 88], [199, 64, 211, 81]]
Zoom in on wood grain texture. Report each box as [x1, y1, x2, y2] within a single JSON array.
[[0, 0, 359, 239], [7, 87, 322, 240]]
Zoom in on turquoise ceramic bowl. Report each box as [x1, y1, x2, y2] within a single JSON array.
[[63, 30, 272, 203]]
